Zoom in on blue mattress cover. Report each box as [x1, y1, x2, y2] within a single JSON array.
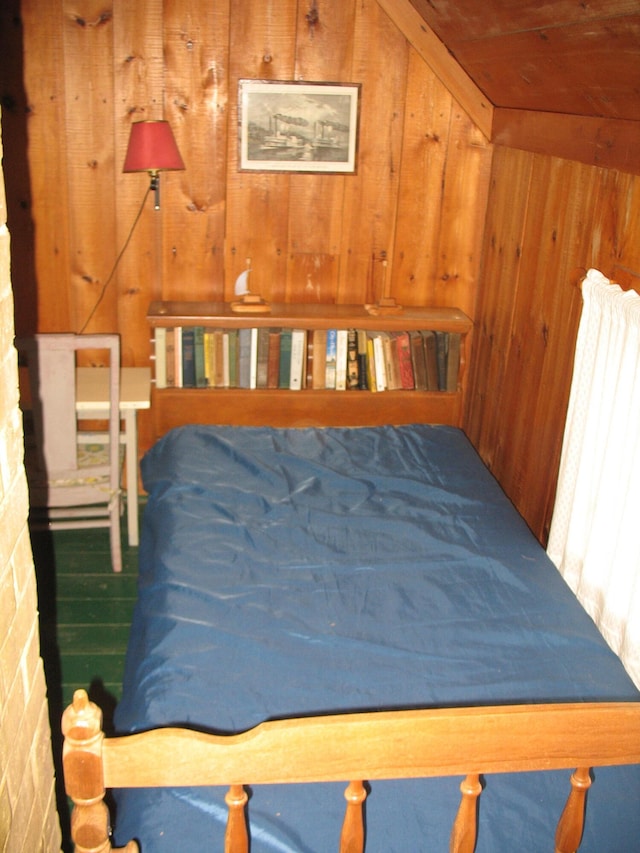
[[113, 425, 640, 851]]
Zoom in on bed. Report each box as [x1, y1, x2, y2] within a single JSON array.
[[61, 423, 640, 852]]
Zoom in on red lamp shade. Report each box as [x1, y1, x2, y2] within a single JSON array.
[[123, 120, 185, 173]]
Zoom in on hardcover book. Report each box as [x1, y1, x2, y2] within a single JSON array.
[[395, 331, 415, 390], [357, 330, 368, 390], [256, 327, 270, 389], [434, 331, 449, 391], [214, 330, 225, 388], [335, 329, 349, 391], [154, 327, 167, 389], [174, 327, 183, 388], [165, 328, 175, 387], [203, 329, 215, 387], [311, 329, 327, 389], [381, 332, 399, 390], [181, 327, 196, 388], [279, 329, 292, 389], [422, 330, 439, 391], [194, 326, 206, 387], [446, 332, 461, 391], [227, 330, 238, 388], [267, 329, 281, 389], [249, 327, 259, 390], [347, 329, 359, 390], [289, 329, 307, 390], [325, 329, 337, 390], [409, 331, 426, 390], [372, 333, 387, 392], [237, 327, 252, 389]]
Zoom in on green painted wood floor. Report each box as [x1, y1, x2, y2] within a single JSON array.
[[31, 521, 140, 851], [32, 525, 139, 713]]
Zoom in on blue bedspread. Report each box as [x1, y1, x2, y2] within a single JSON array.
[[113, 425, 640, 851]]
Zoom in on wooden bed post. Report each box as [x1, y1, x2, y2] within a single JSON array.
[[224, 784, 249, 852], [449, 773, 482, 853], [61, 689, 138, 853], [339, 780, 367, 853], [555, 766, 592, 853]]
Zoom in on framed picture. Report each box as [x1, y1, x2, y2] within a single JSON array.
[[238, 80, 361, 174]]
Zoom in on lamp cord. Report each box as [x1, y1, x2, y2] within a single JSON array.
[[78, 185, 151, 334]]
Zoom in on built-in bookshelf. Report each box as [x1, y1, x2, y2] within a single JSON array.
[[147, 301, 473, 432]]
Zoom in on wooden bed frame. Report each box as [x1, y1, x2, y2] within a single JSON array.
[[62, 689, 640, 853]]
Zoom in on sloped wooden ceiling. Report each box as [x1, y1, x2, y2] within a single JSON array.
[[381, 0, 640, 175]]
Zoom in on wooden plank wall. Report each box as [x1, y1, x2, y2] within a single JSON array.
[[5, 0, 491, 341], [0, 0, 492, 456], [466, 147, 640, 544]]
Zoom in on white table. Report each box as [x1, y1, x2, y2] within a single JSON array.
[[76, 366, 151, 547]]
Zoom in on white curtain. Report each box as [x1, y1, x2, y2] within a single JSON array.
[[547, 268, 640, 688]]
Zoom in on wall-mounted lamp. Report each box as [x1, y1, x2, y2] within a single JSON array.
[[123, 120, 185, 210]]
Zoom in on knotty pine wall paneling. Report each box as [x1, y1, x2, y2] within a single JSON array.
[[161, 0, 230, 302], [335, 0, 409, 306], [285, 0, 357, 304], [431, 107, 491, 316], [489, 156, 596, 535], [392, 56, 492, 318], [392, 51, 453, 308], [224, 0, 298, 303], [466, 146, 640, 545], [11, 0, 492, 332], [464, 147, 533, 462], [5, 0, 493, 455], [614, 174, 640, 268], [62, 2, 118, 337]]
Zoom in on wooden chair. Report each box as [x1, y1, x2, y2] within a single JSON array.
[[18, 334, 123, 573]]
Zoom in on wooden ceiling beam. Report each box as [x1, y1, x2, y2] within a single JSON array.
[[492, 109, 640, 177], [375, 0, 493, 140]]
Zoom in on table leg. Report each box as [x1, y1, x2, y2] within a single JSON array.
[[123, 410, 139, 547]]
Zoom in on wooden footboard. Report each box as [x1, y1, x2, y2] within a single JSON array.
[[62, 689, 640, 853]]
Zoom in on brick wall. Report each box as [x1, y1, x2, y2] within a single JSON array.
[[0, 115, 62, 850]]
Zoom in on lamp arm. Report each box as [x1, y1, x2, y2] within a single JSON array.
[[149, 171, 160, 210]]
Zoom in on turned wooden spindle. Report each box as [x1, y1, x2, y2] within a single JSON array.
[[61, 688, 138, 853], [224, 784, 249, 853], [339, 780, 367, 853], [555, 766, 592, 853], [450, 773, 482, 853]]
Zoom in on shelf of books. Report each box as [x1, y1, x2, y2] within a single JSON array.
[[147, 301, 473, 430]]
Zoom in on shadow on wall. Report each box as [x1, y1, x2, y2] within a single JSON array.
[[0, 1, 39, 336]]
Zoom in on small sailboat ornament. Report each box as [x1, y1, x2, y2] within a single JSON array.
[[230, 259, 271, 313]]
